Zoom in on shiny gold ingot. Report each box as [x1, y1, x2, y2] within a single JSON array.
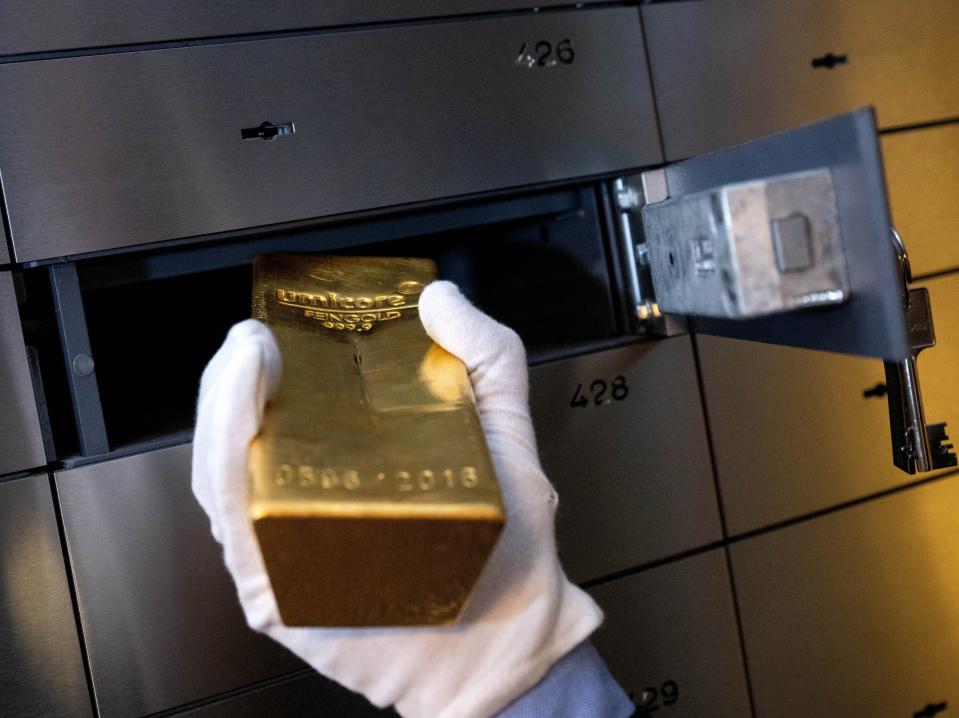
[[249, 254, 505, 627]]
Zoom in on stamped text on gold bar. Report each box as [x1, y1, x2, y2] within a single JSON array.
[[249, 254, 504, 627]]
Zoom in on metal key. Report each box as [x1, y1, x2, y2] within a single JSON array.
[[884, 229, 957, 474]]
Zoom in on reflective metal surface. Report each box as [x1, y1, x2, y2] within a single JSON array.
[[0, 1, 609, 56], [665, 109, 909, 360], [0, 271, 46, 476], [882, 124, 959, 277], [588, 550, 751, 717], [251, 255, 503, 626], [732, 473, 959, 717], [699, 335, 909, 534], [0, 8, 660, 262], [698, 271, 958, 535], [55, 444, 303, 718], [920, 273, 959, 466], [643, 0, 959, 160], [698, 305, 958, 535], [529, 338, 720, 583], [643, 169, 848, 318], [0, 474, 91, 718], [178, 672, 392, 717]]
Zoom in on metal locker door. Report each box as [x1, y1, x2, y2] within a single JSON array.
[[588, 550, 752, 718], [635, 108, 908, 361], [881, 123, 959, 277], [620, 107, 958, 528], [641, 0, 959, 161], [0, 271, 47, 476], [55, 443, 303, 717], [529, 339, 719, 583], [0, 473, 91, 717], [175, 672, 392, 717], [731, 472, 959, 717]]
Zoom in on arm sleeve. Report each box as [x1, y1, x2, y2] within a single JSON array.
[[495, 641, 635, 718]]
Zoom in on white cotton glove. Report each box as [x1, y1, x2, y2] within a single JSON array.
[[192, 280, 604, 718]]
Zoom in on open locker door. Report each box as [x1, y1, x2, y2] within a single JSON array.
[[615, 108, 955, 475]]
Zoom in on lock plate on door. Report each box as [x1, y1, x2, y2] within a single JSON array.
[[618, 107, 910, 361], [613, 108, 949, 475]]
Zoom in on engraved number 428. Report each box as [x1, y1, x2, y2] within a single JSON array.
[[570, 375, 629, 408]]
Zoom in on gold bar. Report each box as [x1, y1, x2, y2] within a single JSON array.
[[249, 254, 504, 627]]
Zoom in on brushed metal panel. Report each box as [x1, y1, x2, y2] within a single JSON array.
[[0, 8, 660, 262], [0, 1, 608, 56], [588, 550, 751, 718], [669, 109, 909, 361], [529, 338, 720, 583], [643, 0, 959, 160], [178, 672, 392, 717], [698, 335, 928, 535], [920, 273, 959, 457], [731, 473, 959, 717], [55, 443, 303, 718], [699, 272, 959, 535], [0, 271, 46, 476], [0, 474, 92, 717], [882, 125, 959, 278]]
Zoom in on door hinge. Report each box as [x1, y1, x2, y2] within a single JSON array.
[[613, 171, 687, 337]]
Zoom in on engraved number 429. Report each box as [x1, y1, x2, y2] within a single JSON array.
[[570, 375, 629, 408]]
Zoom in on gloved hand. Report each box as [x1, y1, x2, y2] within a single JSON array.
[[192, 280, 604, 718]]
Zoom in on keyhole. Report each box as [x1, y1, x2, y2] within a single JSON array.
[[811, 52, 848, 69], [863, 383, 888, 399], [241, 121, 295, 141]]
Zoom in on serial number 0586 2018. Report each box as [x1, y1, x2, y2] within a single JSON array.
[[273, 465, 480, 492]]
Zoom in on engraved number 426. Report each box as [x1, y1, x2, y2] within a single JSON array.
[[515, 38, 575, 68]]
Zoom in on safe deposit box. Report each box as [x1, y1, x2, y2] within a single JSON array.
[[2, 3, 959, 716]]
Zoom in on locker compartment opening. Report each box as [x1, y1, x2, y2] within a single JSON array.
[[35, 186, 624, 457]]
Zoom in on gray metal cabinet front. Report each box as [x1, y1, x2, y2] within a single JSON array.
[[0, 2, 607, 56], [643, 0, 959, 160], [882, 124, 959, 277], [588, 550, 751, 718], [920, 273, 959, 461], [177, 672, 391, 718], [0, 271, 46, 477], [698, 271, 959, 535], [529, 338, 720, 583], [731, 473, 959, 717], [0, 474, 92, 718], [0, 8, 660, 262], [698, 335, 904, 534], [55, 443, 303, 717]]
